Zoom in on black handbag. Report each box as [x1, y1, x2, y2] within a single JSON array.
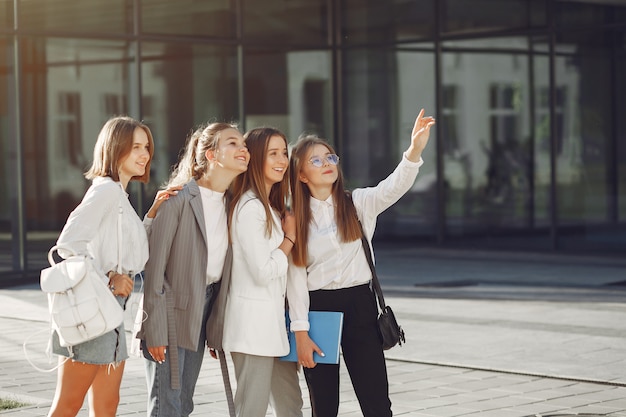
[[360, 232, 406, 350]]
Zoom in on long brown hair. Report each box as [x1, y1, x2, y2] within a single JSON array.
[[229, 127, 289, 237], [289, 134, 361, 267], [167, 122, 239, 188], [85, 116, 154, 183]]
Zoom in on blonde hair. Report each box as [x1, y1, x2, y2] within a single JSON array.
[[289, 134, 361, 267], [167, 122, 240, 188], [229, 127, 289, 237], [85, 116, 154, 183]]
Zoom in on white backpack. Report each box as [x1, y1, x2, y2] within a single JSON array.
[[40, 247, 123, 347], [41, 196, 125, 349]]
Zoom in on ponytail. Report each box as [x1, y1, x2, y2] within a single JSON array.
[[166, 122, 239, 188]]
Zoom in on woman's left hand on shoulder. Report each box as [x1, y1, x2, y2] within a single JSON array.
[[146, 185, 182, 219]]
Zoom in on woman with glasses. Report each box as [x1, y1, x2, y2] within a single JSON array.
[[221, 127, 303, 417], [287, 109, 435, 417]]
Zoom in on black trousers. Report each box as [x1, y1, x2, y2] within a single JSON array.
[[304, 283, 392, 417]]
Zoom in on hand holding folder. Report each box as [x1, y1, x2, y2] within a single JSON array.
[[280, 311, 344, 365]]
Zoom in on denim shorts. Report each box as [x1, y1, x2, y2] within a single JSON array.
[[51, 295, 129, 365]]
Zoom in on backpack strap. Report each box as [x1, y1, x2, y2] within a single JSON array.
[[117, 183, 124, 274]]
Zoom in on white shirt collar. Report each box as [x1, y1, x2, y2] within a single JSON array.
[[311, 194, 333, 211], [199, 186, 225, 201]]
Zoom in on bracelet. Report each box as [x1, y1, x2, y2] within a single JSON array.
[[107, 271, 115, 293], [284, 235, 295, 246]]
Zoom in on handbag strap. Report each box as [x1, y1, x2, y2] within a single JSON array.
[[207, 246, 236, 417], [217, 349, 236, 417], [359, 225, 386, 311]]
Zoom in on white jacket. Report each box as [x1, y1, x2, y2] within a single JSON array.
[[223, 190, 290, 357]]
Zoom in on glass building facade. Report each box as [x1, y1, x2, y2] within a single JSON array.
[[1, 0, 625, 284]]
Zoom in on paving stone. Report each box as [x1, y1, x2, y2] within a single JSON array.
[[2, 248, 626, 416]]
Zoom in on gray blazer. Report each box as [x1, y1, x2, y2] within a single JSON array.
[[138, 179, 218, 388]]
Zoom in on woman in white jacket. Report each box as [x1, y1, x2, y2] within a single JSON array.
[[223, 127, 303, 417]]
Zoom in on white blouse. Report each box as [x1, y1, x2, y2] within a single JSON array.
[[199, 186, 228, 284], [56, 176, 149, 282], [286, 154, 423, 332]]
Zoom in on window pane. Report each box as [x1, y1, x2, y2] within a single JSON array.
[[19, 0, 132, 34], [555, 1, 626, 29], [618, 29, 626, 226], [529, 0, 548, 27], [142, 42, 240, 190], [393, 48, 437, 237], [343, 46, 436, 238], [0, 36, 14, 274], [443, 0, 538, 34], [553, 29, 620, 253], [142, 0, 236, 38], [0, 0, 13, 29], [443, 37, 532, 52], [19, 38, 134, 272], [242, 0, 328, 45], [243, 48, 332, 141], [530, 52, 550, 230], [342, 0, 434, 45], [441, 45, 546, 250]]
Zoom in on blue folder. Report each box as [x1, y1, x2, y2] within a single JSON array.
[[280, 311, 344, 365]]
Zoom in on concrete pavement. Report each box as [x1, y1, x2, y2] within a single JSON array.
[[1, 245, 625, 416]]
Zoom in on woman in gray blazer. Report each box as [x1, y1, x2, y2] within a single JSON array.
[[137, 122, 249, 417]]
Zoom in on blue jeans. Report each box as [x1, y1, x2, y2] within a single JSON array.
[[144, 285, 215, 417], [52, 295, 129, 364]]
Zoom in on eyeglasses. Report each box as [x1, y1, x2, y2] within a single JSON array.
[[308, 154, 339, 168]]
